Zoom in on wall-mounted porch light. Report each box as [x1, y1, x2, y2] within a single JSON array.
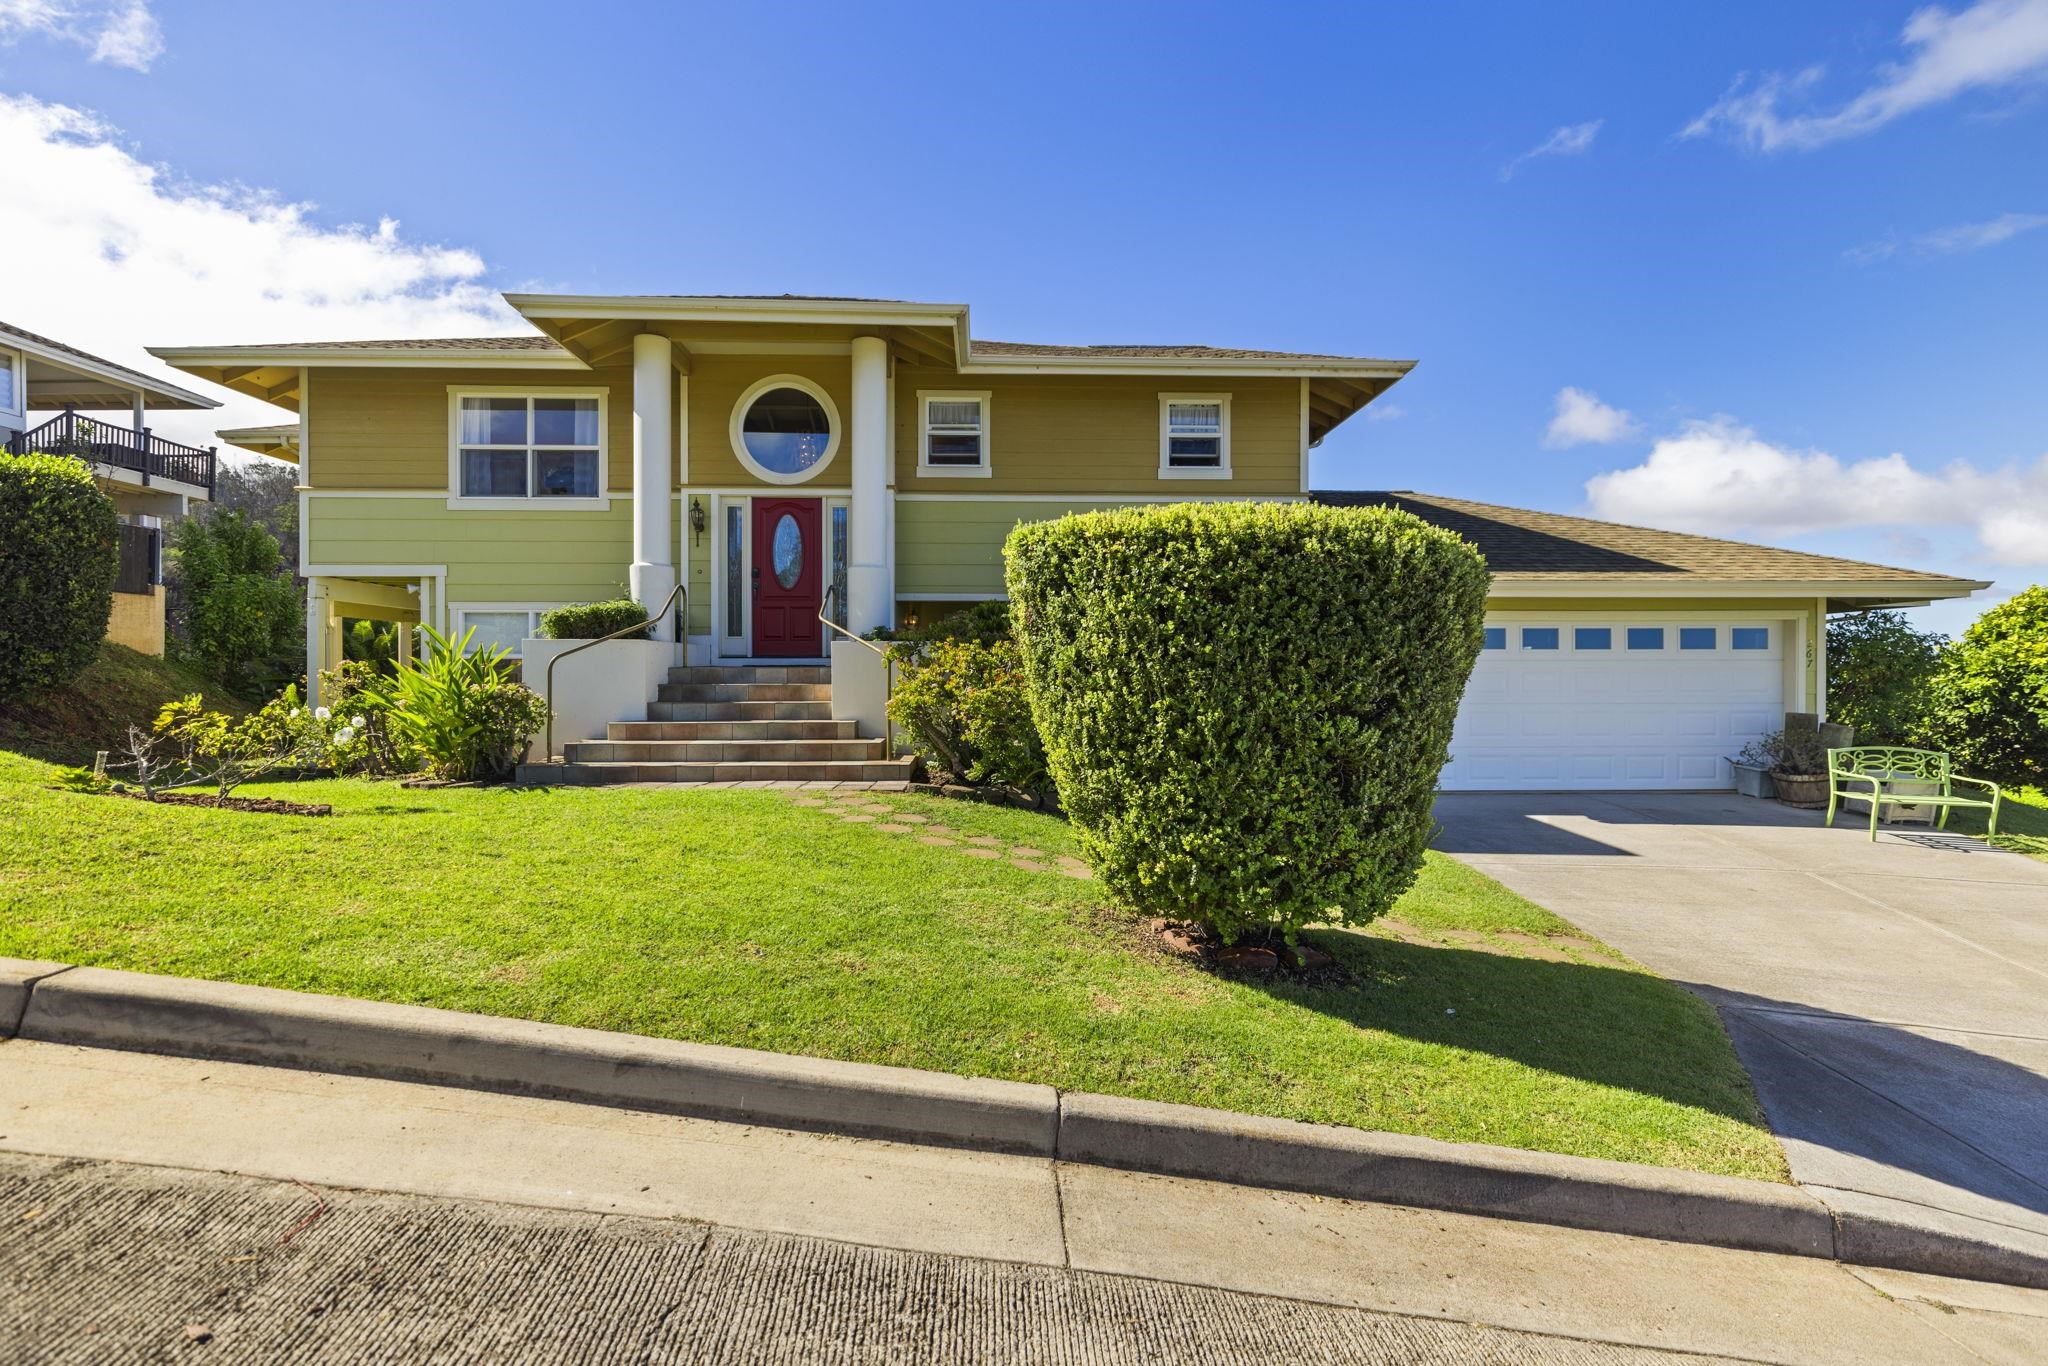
[[689, 497, 707, 546]]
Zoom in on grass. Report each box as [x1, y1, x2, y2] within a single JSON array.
[[0, 750, 1784, 1181], [1943, 783, 2048, 863], [0, 643, 245, 766]]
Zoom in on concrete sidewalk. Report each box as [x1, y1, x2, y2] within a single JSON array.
[[1436, 791, 2048, 1281], [4, 1038, 2045, 1363]]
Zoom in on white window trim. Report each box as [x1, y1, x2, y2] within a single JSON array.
[[728, 373, 843, 486], [916, 390, 992, 478], [446, 386, 610, 511], [450, 604, 558, 659], [0, 347, 22, 423], [1158, 392, 1232, 480]]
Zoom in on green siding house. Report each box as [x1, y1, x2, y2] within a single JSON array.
[[153, 293, 1984, 790]]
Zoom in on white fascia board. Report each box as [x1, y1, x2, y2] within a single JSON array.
[[149, 346, 588, 370], [1488, 577, 1990, 601], [505, 294, 972, 332], [954, 355, 1416, 379], [7, 331, 221, 409]]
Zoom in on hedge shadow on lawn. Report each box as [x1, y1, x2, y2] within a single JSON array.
[[1250, 930, 1774, 1129]]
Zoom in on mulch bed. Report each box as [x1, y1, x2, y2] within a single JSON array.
[[907, 778, 1063, 816], [110, 788, 333, 817], [1141, 918, 1355, 986]]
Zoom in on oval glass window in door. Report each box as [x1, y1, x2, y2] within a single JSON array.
[[771, 513, 803, 589]]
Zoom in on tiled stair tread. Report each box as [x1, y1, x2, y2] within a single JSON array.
[[532, 758, 917, 784], [667, 665, 832, 685], [607, 720, 858, 740], [646, 701, 835, 721], [657, 682, 833, 703], [564, 740, 886, 762]]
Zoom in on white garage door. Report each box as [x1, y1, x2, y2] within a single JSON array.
[[1441, 620, 1786, 791]]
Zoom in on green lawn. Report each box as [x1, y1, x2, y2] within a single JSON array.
[[1944, 784, 2048, 863], [0, 750, 1784, 1181]]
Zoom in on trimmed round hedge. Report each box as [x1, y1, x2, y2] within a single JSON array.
[[538, 599, 651, 641], [1005, 501, 1488, 942], [0, 453, 118, 702]]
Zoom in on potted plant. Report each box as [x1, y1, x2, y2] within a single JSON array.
[[1727, 748, 1776, 798], [1737, 728, 1830, 808]]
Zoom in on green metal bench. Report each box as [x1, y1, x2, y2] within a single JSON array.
[[1825, 746, 2002, 841]]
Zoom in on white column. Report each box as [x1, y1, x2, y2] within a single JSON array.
[[1814, 596, 1829, 721], [631, 332, 676, 640], [848, 335, 891, 635], [305, 579, 330, 705]]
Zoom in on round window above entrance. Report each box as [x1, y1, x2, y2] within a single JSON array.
[[729, 375, 842, 485]]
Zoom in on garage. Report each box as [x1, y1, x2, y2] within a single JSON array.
[[1440, 618, 1787, 792]]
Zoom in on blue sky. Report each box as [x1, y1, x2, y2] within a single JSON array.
[[4, 0, 2045, 632]]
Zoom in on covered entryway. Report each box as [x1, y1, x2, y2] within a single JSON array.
[[1442, 617, 1790, 791]]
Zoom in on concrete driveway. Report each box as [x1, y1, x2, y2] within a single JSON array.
[[1435, 791, 2048, 1271]]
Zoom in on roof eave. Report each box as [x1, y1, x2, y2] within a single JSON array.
[[7, 329, 220, 410], [1488, 576, 1990, 603], [955, 354, 1416, 379]]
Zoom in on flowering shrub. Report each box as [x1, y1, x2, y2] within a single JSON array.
[[313, 659, 417, 775], [149, 692, 327, 799]]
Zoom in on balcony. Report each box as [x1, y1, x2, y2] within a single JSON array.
[[6, 407, 217, 494]]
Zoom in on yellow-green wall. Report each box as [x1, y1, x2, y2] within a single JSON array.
[[893, 369, 1301, 495]]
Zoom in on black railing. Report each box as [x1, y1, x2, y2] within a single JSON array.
[[5, 408, 217, 494], [114, 522, 159, 595]]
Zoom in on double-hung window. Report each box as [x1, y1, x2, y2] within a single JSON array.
[[917, 392, 990, 476], [1159, 394, 1231, 478], [452, 391, 605, 504], [0, 349, 18, 418]]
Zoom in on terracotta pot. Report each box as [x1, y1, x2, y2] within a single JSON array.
[[1773, 771, 1830, 809]]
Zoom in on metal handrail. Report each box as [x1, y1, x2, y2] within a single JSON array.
[[543, 583, 687, 761], [819, 585, 895, 757]]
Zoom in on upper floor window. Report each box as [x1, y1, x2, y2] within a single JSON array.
[[451, 390, 605, 504], [730, 374, 841, 484], [918, 391, 991, 476], [1159, 394, 1231, 479], [0, 349, 18, 414]]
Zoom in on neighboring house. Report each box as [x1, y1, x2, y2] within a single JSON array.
[[2, 321, 221, 655], [151, 294, 1983, 790]]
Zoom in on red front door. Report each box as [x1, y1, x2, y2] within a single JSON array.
[[751, 498, 823, 657]]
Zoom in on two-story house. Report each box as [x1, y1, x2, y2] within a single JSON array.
[[4, 321, 220, 655], [154, 293, 1984, 790]]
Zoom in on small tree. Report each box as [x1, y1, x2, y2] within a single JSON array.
[[0, 453, 118, 702], [170, 510, 301, 696], [1827, 610, 1946, 744], [1005, 501, 1489, 944], [1919, 586, 2048, 786]]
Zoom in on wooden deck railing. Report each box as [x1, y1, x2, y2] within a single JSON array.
[[5, 408, 217, 494]]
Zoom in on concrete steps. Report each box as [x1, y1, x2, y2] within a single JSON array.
[[520, 665, 909, 787], [536, 758, 917, 786], [565, 739, 884, 764], [607, 719, 858, 741]]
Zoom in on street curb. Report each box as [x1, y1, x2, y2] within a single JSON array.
[[1058, 1092, 1835, 1259], [8, 958, 2045, 1289], [0, 959, 70, 1040], [15, 964, 1057, 1157]]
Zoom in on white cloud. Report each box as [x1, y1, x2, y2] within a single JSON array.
[[0, 0, 162, 71], [1543, 387, 1638, 447], [0, 94, 523, 448], [1500, 119, 1602, 180], [1364, 402, 1406, 423], [1584, 416, 2048, 565], [1683, 0, 2048, 152], [1848, 210, 2048, 261]]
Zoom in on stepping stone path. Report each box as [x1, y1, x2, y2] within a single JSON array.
[[785, 791, 1096, 880]]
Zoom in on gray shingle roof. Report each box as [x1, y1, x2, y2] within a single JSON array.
[[1313, 490, 1978, 586]]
